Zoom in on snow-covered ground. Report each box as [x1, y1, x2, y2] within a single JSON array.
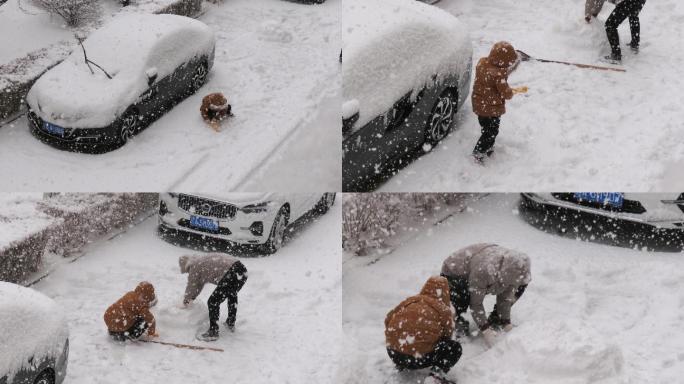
[[30, 200, 341, 383], [380, 0, 684, 191], [341, 194, 684, 384], [0, 0, 340, 191], [0, 0, 73, 63]]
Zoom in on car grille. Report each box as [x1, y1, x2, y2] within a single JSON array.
[[177, 194, 237, 219]]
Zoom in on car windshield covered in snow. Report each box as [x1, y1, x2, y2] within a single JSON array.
[[342, 0, 471, 132], [26, 13, 215, 130], [0, 282, 69, 384]]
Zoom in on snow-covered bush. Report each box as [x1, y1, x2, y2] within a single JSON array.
[[32, 0, 100, 26], [343, 193, 474, 255], [40, 193, 158, 256]]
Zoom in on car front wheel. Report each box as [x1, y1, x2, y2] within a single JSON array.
[[119, 111, 139, 144], [190, 61, 208, 93], [424, 89, 457, 146], [34, 370, 54, 384], [262, 208, 289, 254]]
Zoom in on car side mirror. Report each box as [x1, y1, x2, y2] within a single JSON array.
[[145, 67, 158, 87]]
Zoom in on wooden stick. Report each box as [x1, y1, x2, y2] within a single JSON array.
[[517, 50, 626, 73], [139, 339, 224, 352]]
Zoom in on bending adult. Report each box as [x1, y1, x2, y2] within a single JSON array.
[[440, 243, 531, 347]]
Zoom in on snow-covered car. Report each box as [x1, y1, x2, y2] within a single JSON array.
[[26, 14, 215, 152], [342, 0, 472, 191], [158, 193, 336, 253], [520, 193, 684, 251], [0, 282, 69, 384]]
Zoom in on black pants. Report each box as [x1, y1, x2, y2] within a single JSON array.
[[473, 116, 500, 156], [208, 261, 248, 331], [605, 0, 646, 57], [387, 338, 462, 374], [109, 316, 149, 342], [441, 274, 527, 325]]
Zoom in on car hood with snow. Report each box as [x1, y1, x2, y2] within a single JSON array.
[[342, 0, 472, 131], [26, 13, 215, 129], [0, 282, 68, 381]]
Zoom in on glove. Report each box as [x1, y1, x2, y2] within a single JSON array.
[[503, 324, 513, 332], [481, 328, 498, 348], [512, 86, 529, 94]]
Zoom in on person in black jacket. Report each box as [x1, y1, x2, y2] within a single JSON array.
[[604, 0, 647, 63]]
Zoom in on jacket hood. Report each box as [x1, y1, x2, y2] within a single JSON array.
[[488, 41, 518, 69], [179, 255, 190, 274], [419, 276, 451, 307], [134, 281, 156, 304], [500, 251, 532, 286]]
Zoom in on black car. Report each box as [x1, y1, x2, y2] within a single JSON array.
[[25, 14, 216, 153], [520, 193, 684, 251], [342, 0, 472, 191]]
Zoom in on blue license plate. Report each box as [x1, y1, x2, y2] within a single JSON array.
[[43, 121, 64, 136], [574, 192, 624, 208], [190, 216, 218, 232]]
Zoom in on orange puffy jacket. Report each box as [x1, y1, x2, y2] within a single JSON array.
[[471, 41, 518, 117], [385, 276, 454, 356], [103, 282, 157, 335]]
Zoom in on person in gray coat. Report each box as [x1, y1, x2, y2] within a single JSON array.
[[440, 243, 531, 347], [179, 254, 248, 341]]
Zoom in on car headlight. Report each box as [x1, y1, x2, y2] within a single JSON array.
[[241, 202, 271, 214]]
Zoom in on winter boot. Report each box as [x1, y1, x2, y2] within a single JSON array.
[[602, 52, 621, 64], [225, 321, 235, 333], [424, 372, 456, 384], [472, 152, 485, 165], [628, 41, 639, 54], [198, 327, 219, 342]]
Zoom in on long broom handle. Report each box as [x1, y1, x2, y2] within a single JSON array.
[[534, 58, 626, 72], [516, 50, 626, 73], [139, 339, 224, 352]]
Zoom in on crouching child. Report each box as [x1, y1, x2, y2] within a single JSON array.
[[179, 254, 248, 341], [104, 281, 158, 341], [385, 276, 461, 384], [200, 93, 233, 132]]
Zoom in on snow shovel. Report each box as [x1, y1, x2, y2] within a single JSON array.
[[139, 339, 224, 352], [517, 50, 626, 73]]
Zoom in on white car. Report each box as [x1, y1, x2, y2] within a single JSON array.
[[158, 193, 336, 253], [26, 13, 215, 152], [342, 0, 472, 191], [521, 193, 684, 251], [0, 282, 69, 384]]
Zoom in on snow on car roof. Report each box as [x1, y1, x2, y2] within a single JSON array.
[[0, 282, 68, 380], [26, 13, 215, 128], [343, 0, 471, 130]]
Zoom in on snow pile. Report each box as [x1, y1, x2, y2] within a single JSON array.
[[343, 0, 471, 130], [461, 319, 624, 383], [0, 193, 57, 251], [26, 13, 215, 128], [0, 282, 68, 381], [342, 194, 684, 383]]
